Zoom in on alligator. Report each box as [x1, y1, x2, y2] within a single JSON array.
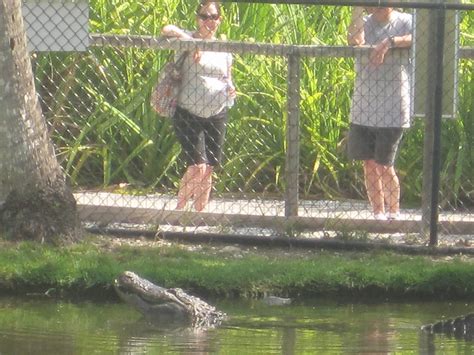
[[421, 313, 474, 341], [114, 271, 226, 328]]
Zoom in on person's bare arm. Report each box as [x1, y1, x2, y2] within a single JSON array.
[[390, 34, 412, 48], [370, 33, 412, 66], [226, 64, 236, 98], [162, 25, 201, 61], [347, 7, 365, 45], [161, 25, 193, 39]]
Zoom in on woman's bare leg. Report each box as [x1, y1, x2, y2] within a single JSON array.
[[193, 164, 213, 212], [176, 165, 200, 210]]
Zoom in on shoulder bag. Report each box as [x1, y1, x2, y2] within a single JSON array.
[[150, 52, 188, 118]]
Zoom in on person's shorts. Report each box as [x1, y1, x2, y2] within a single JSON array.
[[173, 106, 228, 167], [347, 123, 404, 166]]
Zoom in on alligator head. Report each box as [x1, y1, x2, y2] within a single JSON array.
[[421, 313, 474, 341], [114, 271, 225, 328]]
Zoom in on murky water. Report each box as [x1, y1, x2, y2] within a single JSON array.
[[0, 296, 472, 354]]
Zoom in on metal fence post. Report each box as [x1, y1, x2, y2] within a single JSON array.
[[421, 5, 446, 245], [285, 52, 300, 217]]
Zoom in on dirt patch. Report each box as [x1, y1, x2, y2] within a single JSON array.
[[85, 233, 325, 260], [85, 234, 474, 263]]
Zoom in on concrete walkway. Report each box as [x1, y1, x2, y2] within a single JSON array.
[[75, 191, 473, 236]]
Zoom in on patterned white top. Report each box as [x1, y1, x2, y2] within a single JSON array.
[[177, 45, 233, 118]]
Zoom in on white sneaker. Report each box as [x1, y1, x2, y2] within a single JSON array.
[[387, 212, 401, 220], [374, 213, 387, 221]]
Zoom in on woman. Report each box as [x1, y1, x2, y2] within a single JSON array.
[[162, 1, 236, 211]]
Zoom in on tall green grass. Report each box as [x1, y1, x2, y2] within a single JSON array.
[[35, 2, 473, 207]]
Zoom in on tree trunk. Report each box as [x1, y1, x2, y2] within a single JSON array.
[[0, 0, 80, 243]]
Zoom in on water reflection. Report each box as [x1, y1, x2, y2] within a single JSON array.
[[116, 319, 220, 354], [0, 297, 472, 354]]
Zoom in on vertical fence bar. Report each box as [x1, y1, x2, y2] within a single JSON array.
[[421, 5, 446, 245], [285, 53, 301, 217]]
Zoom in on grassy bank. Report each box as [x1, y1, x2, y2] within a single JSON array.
[[1, 236, 473, 301]]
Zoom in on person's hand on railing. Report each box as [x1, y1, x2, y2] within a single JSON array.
[[162, 24, 202, 63], [369, 37, 391, 66]]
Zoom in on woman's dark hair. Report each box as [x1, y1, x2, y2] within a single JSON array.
[[196, 1, 221, 16]]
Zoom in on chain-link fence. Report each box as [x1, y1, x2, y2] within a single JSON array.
[[22, 0, 473, 246]]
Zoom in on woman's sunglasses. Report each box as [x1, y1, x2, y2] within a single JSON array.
[[198, 13, 220, 21]]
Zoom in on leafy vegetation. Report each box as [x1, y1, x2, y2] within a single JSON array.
[[35, 3, 473, 206]]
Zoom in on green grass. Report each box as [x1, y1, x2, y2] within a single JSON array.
[[1, 238, 473, 299], [34, 3, 473, 206]]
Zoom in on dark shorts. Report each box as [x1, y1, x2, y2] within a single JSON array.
[[173, 106, 228, 167], [347, 124, 404, 166]]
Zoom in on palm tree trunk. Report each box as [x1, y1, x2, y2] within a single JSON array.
[[0, 0, 80, 242]]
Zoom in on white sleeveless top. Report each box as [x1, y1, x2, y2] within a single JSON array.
[[177, 44, 233, 118]]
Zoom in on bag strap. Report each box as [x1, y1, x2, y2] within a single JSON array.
[[174, 51, 189, 69]]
